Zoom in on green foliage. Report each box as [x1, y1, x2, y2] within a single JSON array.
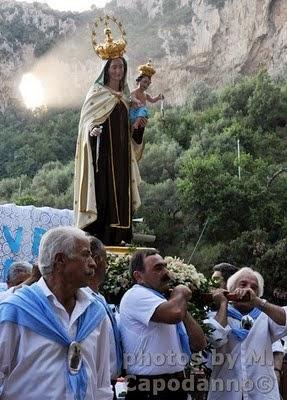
[[189, 81, 218, 112], [0, 107, 79, 179], [217, 229, 270, 268], [0, 161, 74, 209], [101, 254, 132, 305], [137, 179, 182, 248], [220, 76, 256, 118], [145, 107, 196, 150], [258, 239, 287, 297], [25, 161, 74, 208], [0, 175, 31, 202], [140, 140, 182, 183], [1, 68, 287, 293], [247, 71, 281, 130], [188, 242, 229, 277]]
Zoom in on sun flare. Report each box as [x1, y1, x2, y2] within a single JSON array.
[[19, 73, 45, 110]]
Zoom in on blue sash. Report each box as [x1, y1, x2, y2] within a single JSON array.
[[0, 283, 106, 400], [93, 293, 123, 375], [227, 304, 261, 341], [139, 285, 192, 358]]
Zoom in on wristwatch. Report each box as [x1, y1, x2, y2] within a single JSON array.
[[259, 298, 268, 311]]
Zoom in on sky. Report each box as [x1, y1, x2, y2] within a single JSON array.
[[20, 0, 108, 12]]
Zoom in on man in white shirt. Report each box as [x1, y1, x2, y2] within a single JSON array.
[[85, 236, 122, 400], [210, 262, 284, 394], [120, 249, 207, 400], [205, 267, 287, 400], [0, 226, 113, 400]]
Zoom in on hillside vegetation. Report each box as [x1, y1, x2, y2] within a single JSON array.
[[1, 71, 287, 298]]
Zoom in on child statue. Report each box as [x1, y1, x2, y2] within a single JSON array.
[[130, 60, 164, 144]]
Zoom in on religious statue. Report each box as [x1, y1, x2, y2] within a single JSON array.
[[74, 16, 143, 245], [130, 60, 164, 144]]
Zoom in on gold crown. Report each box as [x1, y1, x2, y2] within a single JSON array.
[[92, 15, 127, 60], [138, 60, 156, 77]]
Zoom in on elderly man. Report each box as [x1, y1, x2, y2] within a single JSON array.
[[206, 267, 287, 400], [0, 261, 34, 302], [85, 236, 122, 400], [0, 226, 113, 400], [120, 249, 207, 400], [6, 261, 33, 288]]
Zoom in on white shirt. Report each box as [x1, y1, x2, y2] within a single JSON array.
[[272, 340, 284, 353], [0, 278, 113, 400], [84, 288, 118, 379], [0, 287, 18, 302], [205, 307, 287, 400], [119, 284, 186, 375]]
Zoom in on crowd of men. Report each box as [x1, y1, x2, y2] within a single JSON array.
[[0, 226, 286, 400]]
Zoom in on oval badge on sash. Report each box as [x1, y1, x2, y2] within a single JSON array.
[[68, 341, 82, 375]]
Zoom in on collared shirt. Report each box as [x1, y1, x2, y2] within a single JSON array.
[[119, 284, 186, 375], [0, 278, 113, 400], [0, 286, 19, 302], [271, 339, 284, 353], [84, 287, 118, 379], [204, 307, 287, 400]]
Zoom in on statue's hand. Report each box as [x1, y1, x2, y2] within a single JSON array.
[[137, 117, 147, 128], [89, 125, 103, 137]]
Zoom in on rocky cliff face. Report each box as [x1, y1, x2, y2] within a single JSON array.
[[1, 0, 287, 110], [0, 0, 80, 111], [116, 0, 287, 103]]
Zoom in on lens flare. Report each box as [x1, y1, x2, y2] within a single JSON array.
[[19, 73, 45, 110]]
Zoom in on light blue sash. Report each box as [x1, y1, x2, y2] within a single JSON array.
[[0, 283, 106, 400], [93, 293, 123, 375], [139, 285, 192, 358], [227, 304, 261, 341]]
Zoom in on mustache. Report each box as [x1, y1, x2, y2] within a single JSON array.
[[85, 268, 95, 277]]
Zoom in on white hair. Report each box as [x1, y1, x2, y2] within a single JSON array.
[[38, 226, 88, 276], [6, 261, 33, 283], [226, 267, 264, 297]]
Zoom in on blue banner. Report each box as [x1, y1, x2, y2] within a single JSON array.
[[0, 203, 73, 281]]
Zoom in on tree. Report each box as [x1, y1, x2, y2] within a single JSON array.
[[136, 179, 182, 248], [139, 140, 182, 184], [17, 161, 74, 209], [247, 71, 281, 130]]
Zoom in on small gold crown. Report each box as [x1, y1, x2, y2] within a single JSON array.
[[138, 60, 156, 77], [92, 15, 127, 60]]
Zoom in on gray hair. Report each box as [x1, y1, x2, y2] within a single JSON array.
[[89, 236, 106, 259], [6, 261, 33, 284], [226, 267, 264, 297], [38, 226, 87, 276]]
